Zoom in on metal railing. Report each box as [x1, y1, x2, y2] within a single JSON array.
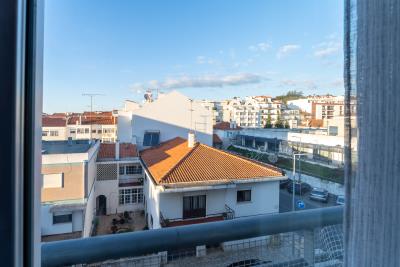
[[42, 206, 343, 267]]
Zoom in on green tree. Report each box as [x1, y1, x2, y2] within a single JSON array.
[[284, 120, 290, 129], [274, 115, 284, 128], [264, 115, 273, 128]]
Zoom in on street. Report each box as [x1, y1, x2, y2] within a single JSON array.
[[279, 188, 337, 213]]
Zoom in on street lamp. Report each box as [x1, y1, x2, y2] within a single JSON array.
[[292, 153, 307, 211]]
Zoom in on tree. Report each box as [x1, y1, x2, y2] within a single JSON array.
[[284, 120, 290, 129], [264, 115, 273, 128], [274, 115, 284, 128], [274, 90, 304, 104]]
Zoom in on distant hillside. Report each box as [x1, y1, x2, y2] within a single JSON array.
[[274, 90, 305, 104]]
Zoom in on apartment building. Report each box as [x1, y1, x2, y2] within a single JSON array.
[[281, 105, 301, 128], [118, 91, 213, 149], [219, 96, 283, 128], [95, 142, 144, 215], [41, 139, 100, 241], [42, 117, 67, 140], [213, 121, 242, 149], [141, 134, 285, 231], [197, 100, 222, 125], [42, 112, 118, 142]]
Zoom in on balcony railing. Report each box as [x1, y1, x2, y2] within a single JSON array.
[[42, 206, 343, 267], [160, 205, 235, 227]]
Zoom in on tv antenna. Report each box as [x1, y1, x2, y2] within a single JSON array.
[[82, 93, 104, 140]]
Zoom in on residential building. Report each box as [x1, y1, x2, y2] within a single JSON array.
[[233, 128, 357, 166], [141, 134, 285, 231], [219, 96, 282, 128], [42, 112, 118, 143], [281, 105, 301, 128], [41, 139, 100, 241], [95, 142, 144, 215], [213, 121, 242, 149], [67, 112, 118, 142], [42, 117, 67, 140], [118, 91, 213, 149], [197, 99, 222, 125]]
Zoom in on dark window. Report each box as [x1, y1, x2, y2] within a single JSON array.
[[53, 213, 72, 224], [69, 129, 76, 134], [92, 129, 96, 133], [119, 166, 125, 175], [183, 195, 206, 219], [143, 131, 160, 146], [126, 165, 142, 174], [237, 190, 251, 202]]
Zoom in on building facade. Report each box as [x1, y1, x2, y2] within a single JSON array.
[[118, 91, 213, 149], [41, 140, 99, 241]]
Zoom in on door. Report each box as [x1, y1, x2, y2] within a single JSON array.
[[183, 195, 206, 219], [96, 195, 107, 215]]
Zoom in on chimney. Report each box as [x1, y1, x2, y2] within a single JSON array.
[[188, 131, 196, 148], [115, 140, 120, 160], [79, 115, 82, 125]]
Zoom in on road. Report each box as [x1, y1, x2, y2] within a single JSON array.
[[279, 188, 337, 213]]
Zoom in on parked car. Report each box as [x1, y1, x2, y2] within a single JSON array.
[[287, 181, 311, 195], [336, 195, 345, 205], [309, 188, 329, 203], [279, 178, 290, 189]]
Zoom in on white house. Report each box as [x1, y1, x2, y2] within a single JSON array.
[[118, 91, 213, 149], [140, 134, 286, 230], [213, 121, 242, 149], [95, 142, 144, 215], [41, 139, 99, 241]]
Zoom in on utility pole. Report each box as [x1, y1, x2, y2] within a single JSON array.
[[82, 93, 104, 141]]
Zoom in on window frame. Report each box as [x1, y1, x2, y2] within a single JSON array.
[[237, 189, 252, 203]]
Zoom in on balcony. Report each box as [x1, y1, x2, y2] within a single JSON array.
[[160, 204, 235, 228], [41, 206, 343, 267]]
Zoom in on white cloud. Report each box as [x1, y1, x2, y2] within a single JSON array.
[[276, 44, 300, 59], [313, 41, 341, 58], [248, 42, 271, 52], [131, 73, 266, 91]]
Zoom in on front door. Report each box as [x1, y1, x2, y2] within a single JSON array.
[[96, 195, 107, 215], [183, 195, 206, 219]]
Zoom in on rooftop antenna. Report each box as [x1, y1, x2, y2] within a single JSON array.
[[82, 93, 104, 141]]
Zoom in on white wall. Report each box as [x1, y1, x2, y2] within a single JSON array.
[[42, 126, 67, 141], [83, 184, 96, 237], [153, 180, 280, 229], [41, 205, 83, 236], [119, 91, 213, 148], [144, 171, 161, 229]]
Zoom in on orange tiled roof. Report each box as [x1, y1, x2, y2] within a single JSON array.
[[42, 117, 66, 127], [140, 137, 283, 185], [213, 122, 242, 130], [98, 143, 138, 160], [67, 115, 117, 125], [213, 133, 222, 144]]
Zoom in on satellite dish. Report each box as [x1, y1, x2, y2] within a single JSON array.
[[268, 154, 278, 163]]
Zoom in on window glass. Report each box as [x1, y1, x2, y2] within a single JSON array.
[[143, 132, 160, 146], [53, 213, 72, 224], [237, 190, 251, 202]]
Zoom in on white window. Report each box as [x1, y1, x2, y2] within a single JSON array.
[[119, 165, 142, 175], [43, 173, 63, 188], [119, 188, 143, 205]]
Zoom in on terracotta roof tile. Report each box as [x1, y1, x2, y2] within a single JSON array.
[[42, 117, 66, 127], [213, 121, 242, 130], [140, 137, 283, 185], [98, 143, 138, 160]]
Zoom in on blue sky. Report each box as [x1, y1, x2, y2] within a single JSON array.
[[43, 0, 344, 113]]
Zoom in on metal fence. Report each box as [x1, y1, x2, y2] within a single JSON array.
[[42, 207, 343, 267]]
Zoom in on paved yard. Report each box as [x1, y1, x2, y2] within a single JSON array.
[[95, 210, 146, 236]]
